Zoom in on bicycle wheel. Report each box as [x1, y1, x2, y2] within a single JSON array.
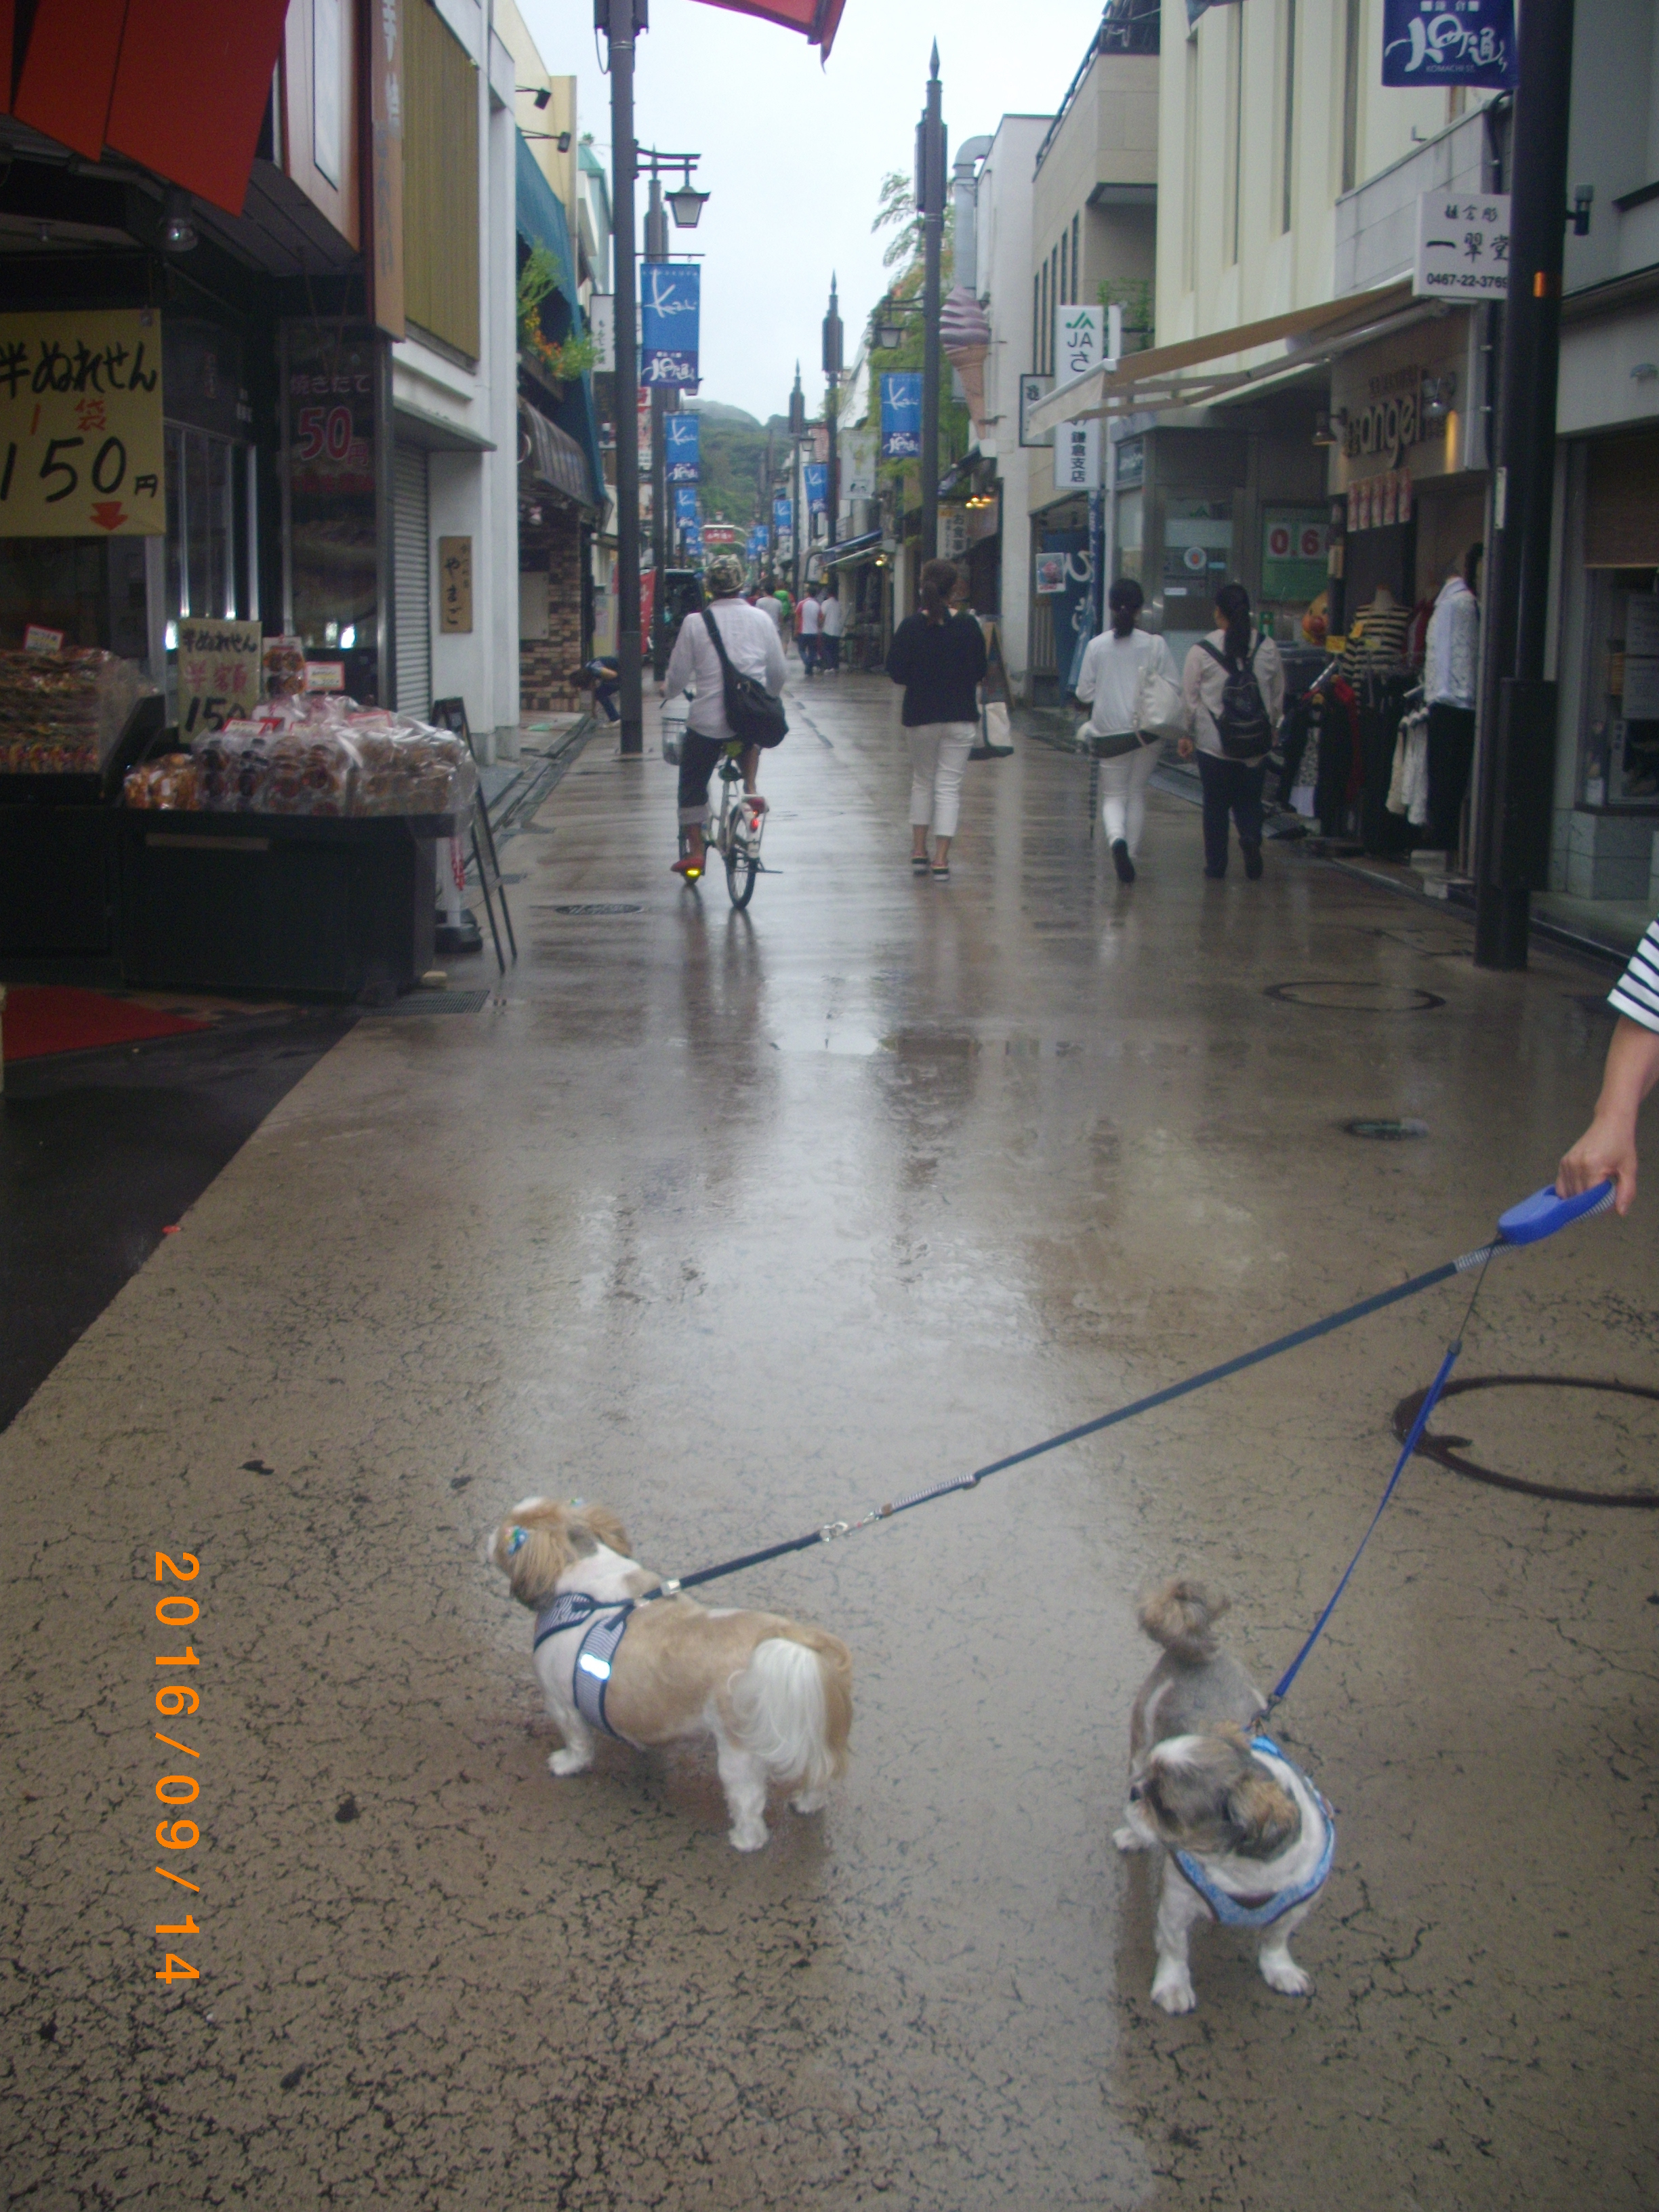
[[725, 837, 758, 909]]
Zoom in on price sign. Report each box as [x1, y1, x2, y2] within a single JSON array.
[[0, 309, 165, 537], [177, 619, 263, 739]]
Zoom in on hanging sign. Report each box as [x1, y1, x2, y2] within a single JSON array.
[[773, 493, 794, 536], [438, 536, 473, 634], [1261, 511, 1330, 601], [1019, 373, 1054, 450], [674, 485, 699, 526], [804, 461, 828, 514], [1383, 0, 1517, 88], [1055, 419, 1102, 493], [880, 373, 922, 458], [0, 308, 165, 537], [640, 264, 700, 386], [177, 619, 263, 738], [663, 412, 700, 482], [1413, 191, 1512, 299], [844, 427, 876, 499], [1054, 304, 1119, 386]]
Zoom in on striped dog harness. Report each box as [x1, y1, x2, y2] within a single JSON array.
[[532, 1591, 634, 1740]]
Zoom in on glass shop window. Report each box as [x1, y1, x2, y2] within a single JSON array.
[[1115, 489, 1144, 588], [1581, 570, 1659, 808], [163, 422, 251, 714]]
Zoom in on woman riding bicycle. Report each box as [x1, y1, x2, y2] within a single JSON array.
[[663, 550, 786, 880]]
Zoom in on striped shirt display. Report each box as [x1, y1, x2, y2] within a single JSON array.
[[1609, 919, 1659, 1033]]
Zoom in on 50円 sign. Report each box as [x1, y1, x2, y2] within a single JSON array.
[[0, 309, 165, 537]]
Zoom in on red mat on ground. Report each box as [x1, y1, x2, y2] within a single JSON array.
[[1, 985, 208, 1061]]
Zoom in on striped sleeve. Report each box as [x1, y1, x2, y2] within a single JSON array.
[[1609, 920, 1659, 1033]]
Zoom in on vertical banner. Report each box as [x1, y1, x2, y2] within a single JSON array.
[[803, 461, 828, 514], [0, 309, 165, 537], [283, 323, 380, 693], [844, 427, 876, 498], [1054, 419, 1102, 495], [1054, 305, 1110, 385], [674, 485, 700, 528], [640, 264, 700, 387], [773, 494, 793, 537], [663, 413, 700, 483], [880, 373, 922, 458], [365, 0, 405, 337], [1382, 0, 1517, 87]]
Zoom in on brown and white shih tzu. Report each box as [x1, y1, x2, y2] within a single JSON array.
[[1114, 1580, 1334, 2015], [493, 1497, 853, 1851]]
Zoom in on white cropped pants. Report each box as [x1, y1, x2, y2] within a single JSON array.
[[1098, 738, 1160, 857], [907, 720, 977, 840]]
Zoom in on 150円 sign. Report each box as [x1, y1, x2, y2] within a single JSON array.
[[0, 309, 165, 536]]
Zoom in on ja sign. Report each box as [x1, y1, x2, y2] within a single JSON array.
[[1382, 0, 1517, 88], [641, 264, 699, 386]]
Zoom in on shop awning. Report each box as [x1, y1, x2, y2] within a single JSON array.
[[10, 0, 289, 215], [689, 0, 846, 55], [519, 399, 595, 510], [516, 133, 607, 523], [1025, 279, 1420, 436], [823, 531, 886, 567]]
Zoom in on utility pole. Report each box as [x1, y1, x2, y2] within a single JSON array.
[[787, 362, 806, 601], [603, 0, 644, 756], [645, 173, 669, 677], [822, 274, 843, 556], [916, 43, 946, 565], [1472, 0, 1576, 970]]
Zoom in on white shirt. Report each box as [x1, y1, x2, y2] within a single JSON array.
[[1074, 626, 1180, 735], [1424, 575, 1479, 711], [1610, 919, 1659, 1035], [820, 595, 844, 638], [1181, 629, 1286, 758], [752, 594, 785, 636], [663, 598, 787, 741], [796, 595, 822, 636]]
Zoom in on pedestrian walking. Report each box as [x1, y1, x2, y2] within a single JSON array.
[[1179, 583, 1284, 880], [662, 550, 785, 879], [1423, 542, 1481, 859], [1073, 577, 1181, 884], [819, 584, 844, 673], [796, 586, 822, 676], [752, 588, 787, 645], [886, 557, 988, 880]]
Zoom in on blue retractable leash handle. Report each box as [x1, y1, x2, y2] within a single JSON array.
[[632, 1181, 1616, 1623], [1265, 1179, 1615, 1708]]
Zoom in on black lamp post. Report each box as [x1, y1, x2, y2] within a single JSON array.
[[916, 43, 947, 565], [787, 363, 808, 599], [600, 0, 646, 756], [822, 274, 843, 556]]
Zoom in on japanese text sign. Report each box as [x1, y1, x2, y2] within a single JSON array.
[[1414, 192, 1511, 298], [664, 413, 700, 483], [1384, 0, 1517, 89], [1055, 419, 1102, 492], [880, 373, 922, 458], [640, 264, 700, 387], [0, 309, 165, 537], [438, 536, 473, 634], [177, 619, 263, 739]]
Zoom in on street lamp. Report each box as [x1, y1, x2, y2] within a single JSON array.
[[872, 295, 905, 351], [666, 181, 710, 228]]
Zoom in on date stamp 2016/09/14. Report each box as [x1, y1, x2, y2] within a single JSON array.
[[153, 1550, 203, 1986]]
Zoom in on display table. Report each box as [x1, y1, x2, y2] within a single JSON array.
[[117, 811, 456, 999], [0, 774, 115, 956]]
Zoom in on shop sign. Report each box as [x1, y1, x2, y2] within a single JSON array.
[[663, 413, 699, 483], [438, 537, 472, 634], [940, 508, 968, 560], [640, 264, 699, 386], [773, 494, 793, 537], [844, 428, 876, 499], [177, 618, 263, 739], [1262, 511, 1330, 602], [1383, 0, 1517, 89], [1019, 374, 1054, 450], [1113, 434, 1145, 489], [880, 373, 922, 457], [804, 462, 828, 514], [1052, 305, 1120, 386], [1055, 417, 1102, 493], [1347, 469, 1413, 532], [1414, 192, 1511, 298], [1343, 365, 1420, 460], [0, 308, 164, 537]]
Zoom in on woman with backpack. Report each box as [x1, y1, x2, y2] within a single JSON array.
[[1179, 581, 1285, 880], [886, 557, 988, 879]]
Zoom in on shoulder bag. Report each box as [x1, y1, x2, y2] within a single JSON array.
[[701, 608, 787, 750]]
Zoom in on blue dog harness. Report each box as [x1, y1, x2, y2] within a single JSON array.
[[1171, 1736, 1336, 1929], [532, 1590, 634, 1740]]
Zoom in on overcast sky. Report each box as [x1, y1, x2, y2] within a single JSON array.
[[518, 0, 1107, 422]]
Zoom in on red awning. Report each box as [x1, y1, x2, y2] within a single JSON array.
[[9, 0, 289, 216], [687, 0, 846, 57]]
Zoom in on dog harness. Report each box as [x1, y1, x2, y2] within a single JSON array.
[[1171, 1736, 1336, 1929], [532, 1591, 634, 1740]]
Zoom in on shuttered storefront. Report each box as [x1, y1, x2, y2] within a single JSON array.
[[393, 443, 430, 718]]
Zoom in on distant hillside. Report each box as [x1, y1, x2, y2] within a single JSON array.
[[687, 399, 762, 428], [676, 400, 780, 530]]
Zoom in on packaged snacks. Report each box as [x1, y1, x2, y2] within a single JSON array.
[[122, 753, 199, 810], [262, 636, 306, 698], [0, 647, 150, 773], [186, 697, 476, 818]]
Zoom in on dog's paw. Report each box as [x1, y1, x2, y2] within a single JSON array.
[[548, 1747, 591, 1778], [1113, 1822, 1153, 1852], [1258, 1952, 1313, 1998], [790, 1787, 828, 1816], [728, 1819, 769, 1852], [1151, 1969, 1197, 2015]]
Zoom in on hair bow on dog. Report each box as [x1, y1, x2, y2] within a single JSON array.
[[507, 1526, 528, 1555]]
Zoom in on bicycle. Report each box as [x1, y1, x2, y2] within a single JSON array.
[[676, 739, 768, 909]]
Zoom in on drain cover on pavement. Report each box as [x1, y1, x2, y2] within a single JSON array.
[[1265, 980, 1446, 1012], [541, 902, 644, 916], [365, 989, 491, 1017], [1345, 1117, 1429, 1139]]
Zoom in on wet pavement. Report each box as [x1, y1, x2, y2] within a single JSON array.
[[3, 670, 1656, 2209]]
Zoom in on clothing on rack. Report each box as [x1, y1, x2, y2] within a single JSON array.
[[1339, 594, 1414, 687], [1386, 705, 1431, 828]]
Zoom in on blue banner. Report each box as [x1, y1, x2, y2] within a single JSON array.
[[773, 494, 794, 537], [804, 461, 828, 514], [748, 527, 768, 557], [663, 413, 700, 483], [1382, 0, 1517, 86], [640, 264, 700, 386], [674, 485, 700, 525], [880, 373, 922, 459], [684, 525, 703, 558]]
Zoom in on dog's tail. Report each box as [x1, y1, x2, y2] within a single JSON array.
[[1138, 1578, 1229, 1666], [729, 1627, 853, 1792]]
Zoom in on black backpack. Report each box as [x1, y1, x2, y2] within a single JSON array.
[[1198, 630, 1273, 759], [701, 609, 788, 750]]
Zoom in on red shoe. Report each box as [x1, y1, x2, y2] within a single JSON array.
[[672, 854, 704, 880]]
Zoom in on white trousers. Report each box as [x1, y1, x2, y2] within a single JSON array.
[[907, 721, 977, 839], [1099, 739, 1159, 856]]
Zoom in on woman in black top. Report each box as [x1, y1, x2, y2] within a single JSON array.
[[886, 558, 988, 878]]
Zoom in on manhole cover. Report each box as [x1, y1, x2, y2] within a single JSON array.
[[365, 988, 490, 1017], [1265, 980, 1446, 1012], [1392, 1374, 1659, 1508], [1345, 1117, 1429, 1139], [541, 903, 644, 916]]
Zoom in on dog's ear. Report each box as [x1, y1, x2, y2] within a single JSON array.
[[1226, 1761, 1302, 1860], [493, 1503, 577, 1607], [577, 1504, 632, 1559]]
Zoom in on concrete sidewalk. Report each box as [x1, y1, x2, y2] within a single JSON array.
[[3, 670, 1654, 2209]]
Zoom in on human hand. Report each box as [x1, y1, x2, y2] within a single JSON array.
[[1557, 1114, 1637, 1215], [1177, 737, 1194, 759]]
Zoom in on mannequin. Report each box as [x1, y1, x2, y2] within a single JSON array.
[[1339, 585, 1412, 680]]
